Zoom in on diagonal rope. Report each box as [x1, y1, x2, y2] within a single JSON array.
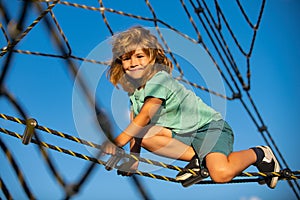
[[0, 138, 35, 200]]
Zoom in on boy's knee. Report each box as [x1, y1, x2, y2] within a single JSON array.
[[140, 137, 149, 148], [208, 167, 234, 183]]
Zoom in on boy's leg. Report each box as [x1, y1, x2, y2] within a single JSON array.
[[140, 126, 195, 161], [205, 150, 256, 183], [182, 147, 279, 189]]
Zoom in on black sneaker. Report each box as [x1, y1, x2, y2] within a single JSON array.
[[255, 146, 280, 189], [176, 156, 200, 181]]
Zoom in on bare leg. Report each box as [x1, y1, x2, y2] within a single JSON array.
[[205, 149, 257, 183], [138, 126, 195, 161], [134, 126, 257, 183]]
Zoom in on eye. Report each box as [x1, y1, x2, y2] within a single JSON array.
[[121, 56, 130, 61], [136, 54, 145, 58]]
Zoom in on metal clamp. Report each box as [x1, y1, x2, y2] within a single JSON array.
[[182, 168, 209, 187], [282, 168, 292, 179], [105, 147, 125, 171], [22, 118, 38, 145]]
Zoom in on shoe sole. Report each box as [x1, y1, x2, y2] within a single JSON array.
[[176, 173, 193, 181], [181, 175, 203, 187], [262, 146, 280, 189]]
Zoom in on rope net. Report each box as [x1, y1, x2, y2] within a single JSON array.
[[0, 0, 299, 199]]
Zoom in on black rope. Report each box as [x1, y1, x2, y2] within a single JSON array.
[[0, 176, 13, 200], [0, 138, 35, 200]]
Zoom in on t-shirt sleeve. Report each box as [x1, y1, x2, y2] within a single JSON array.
[[144, 71, 172, 100]]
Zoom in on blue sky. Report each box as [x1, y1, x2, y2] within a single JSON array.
[[1, 0, 300, 200]]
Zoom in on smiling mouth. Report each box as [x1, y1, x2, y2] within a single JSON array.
[[128, 68, 144, 71]]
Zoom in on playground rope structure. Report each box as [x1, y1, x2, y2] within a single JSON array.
[[0, 0, 299, 199]]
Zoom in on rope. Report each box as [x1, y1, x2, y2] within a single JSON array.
[[0, 176, 13, 200], [0, 138, 35, 200]]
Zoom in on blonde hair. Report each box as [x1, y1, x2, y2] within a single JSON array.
[[107, 26, 173, 93]]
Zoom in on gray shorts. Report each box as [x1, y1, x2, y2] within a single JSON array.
[[172, 120, 234, 164]]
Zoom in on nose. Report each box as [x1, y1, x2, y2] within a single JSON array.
[[130, 56, 139, 68]]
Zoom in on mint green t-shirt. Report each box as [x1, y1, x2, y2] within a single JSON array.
[[129, 71, 222, 134]]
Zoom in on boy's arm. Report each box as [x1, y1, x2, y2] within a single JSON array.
[[116, 111, 142, 176], [114, 97, 163, 148], [129, 110, 142, 154]]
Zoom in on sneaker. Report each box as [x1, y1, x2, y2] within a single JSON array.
[[176, 156, 200, 181], [255, 146, 280, 189]]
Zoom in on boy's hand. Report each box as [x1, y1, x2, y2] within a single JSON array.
[[101, 140, 117, 155]]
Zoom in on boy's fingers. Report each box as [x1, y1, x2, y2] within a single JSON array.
[[101, 142, 117, 155]]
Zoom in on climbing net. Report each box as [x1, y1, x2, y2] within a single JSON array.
[[0, 0, 299, 199]]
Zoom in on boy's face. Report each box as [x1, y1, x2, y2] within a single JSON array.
[[121, 48, 150, 79]]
